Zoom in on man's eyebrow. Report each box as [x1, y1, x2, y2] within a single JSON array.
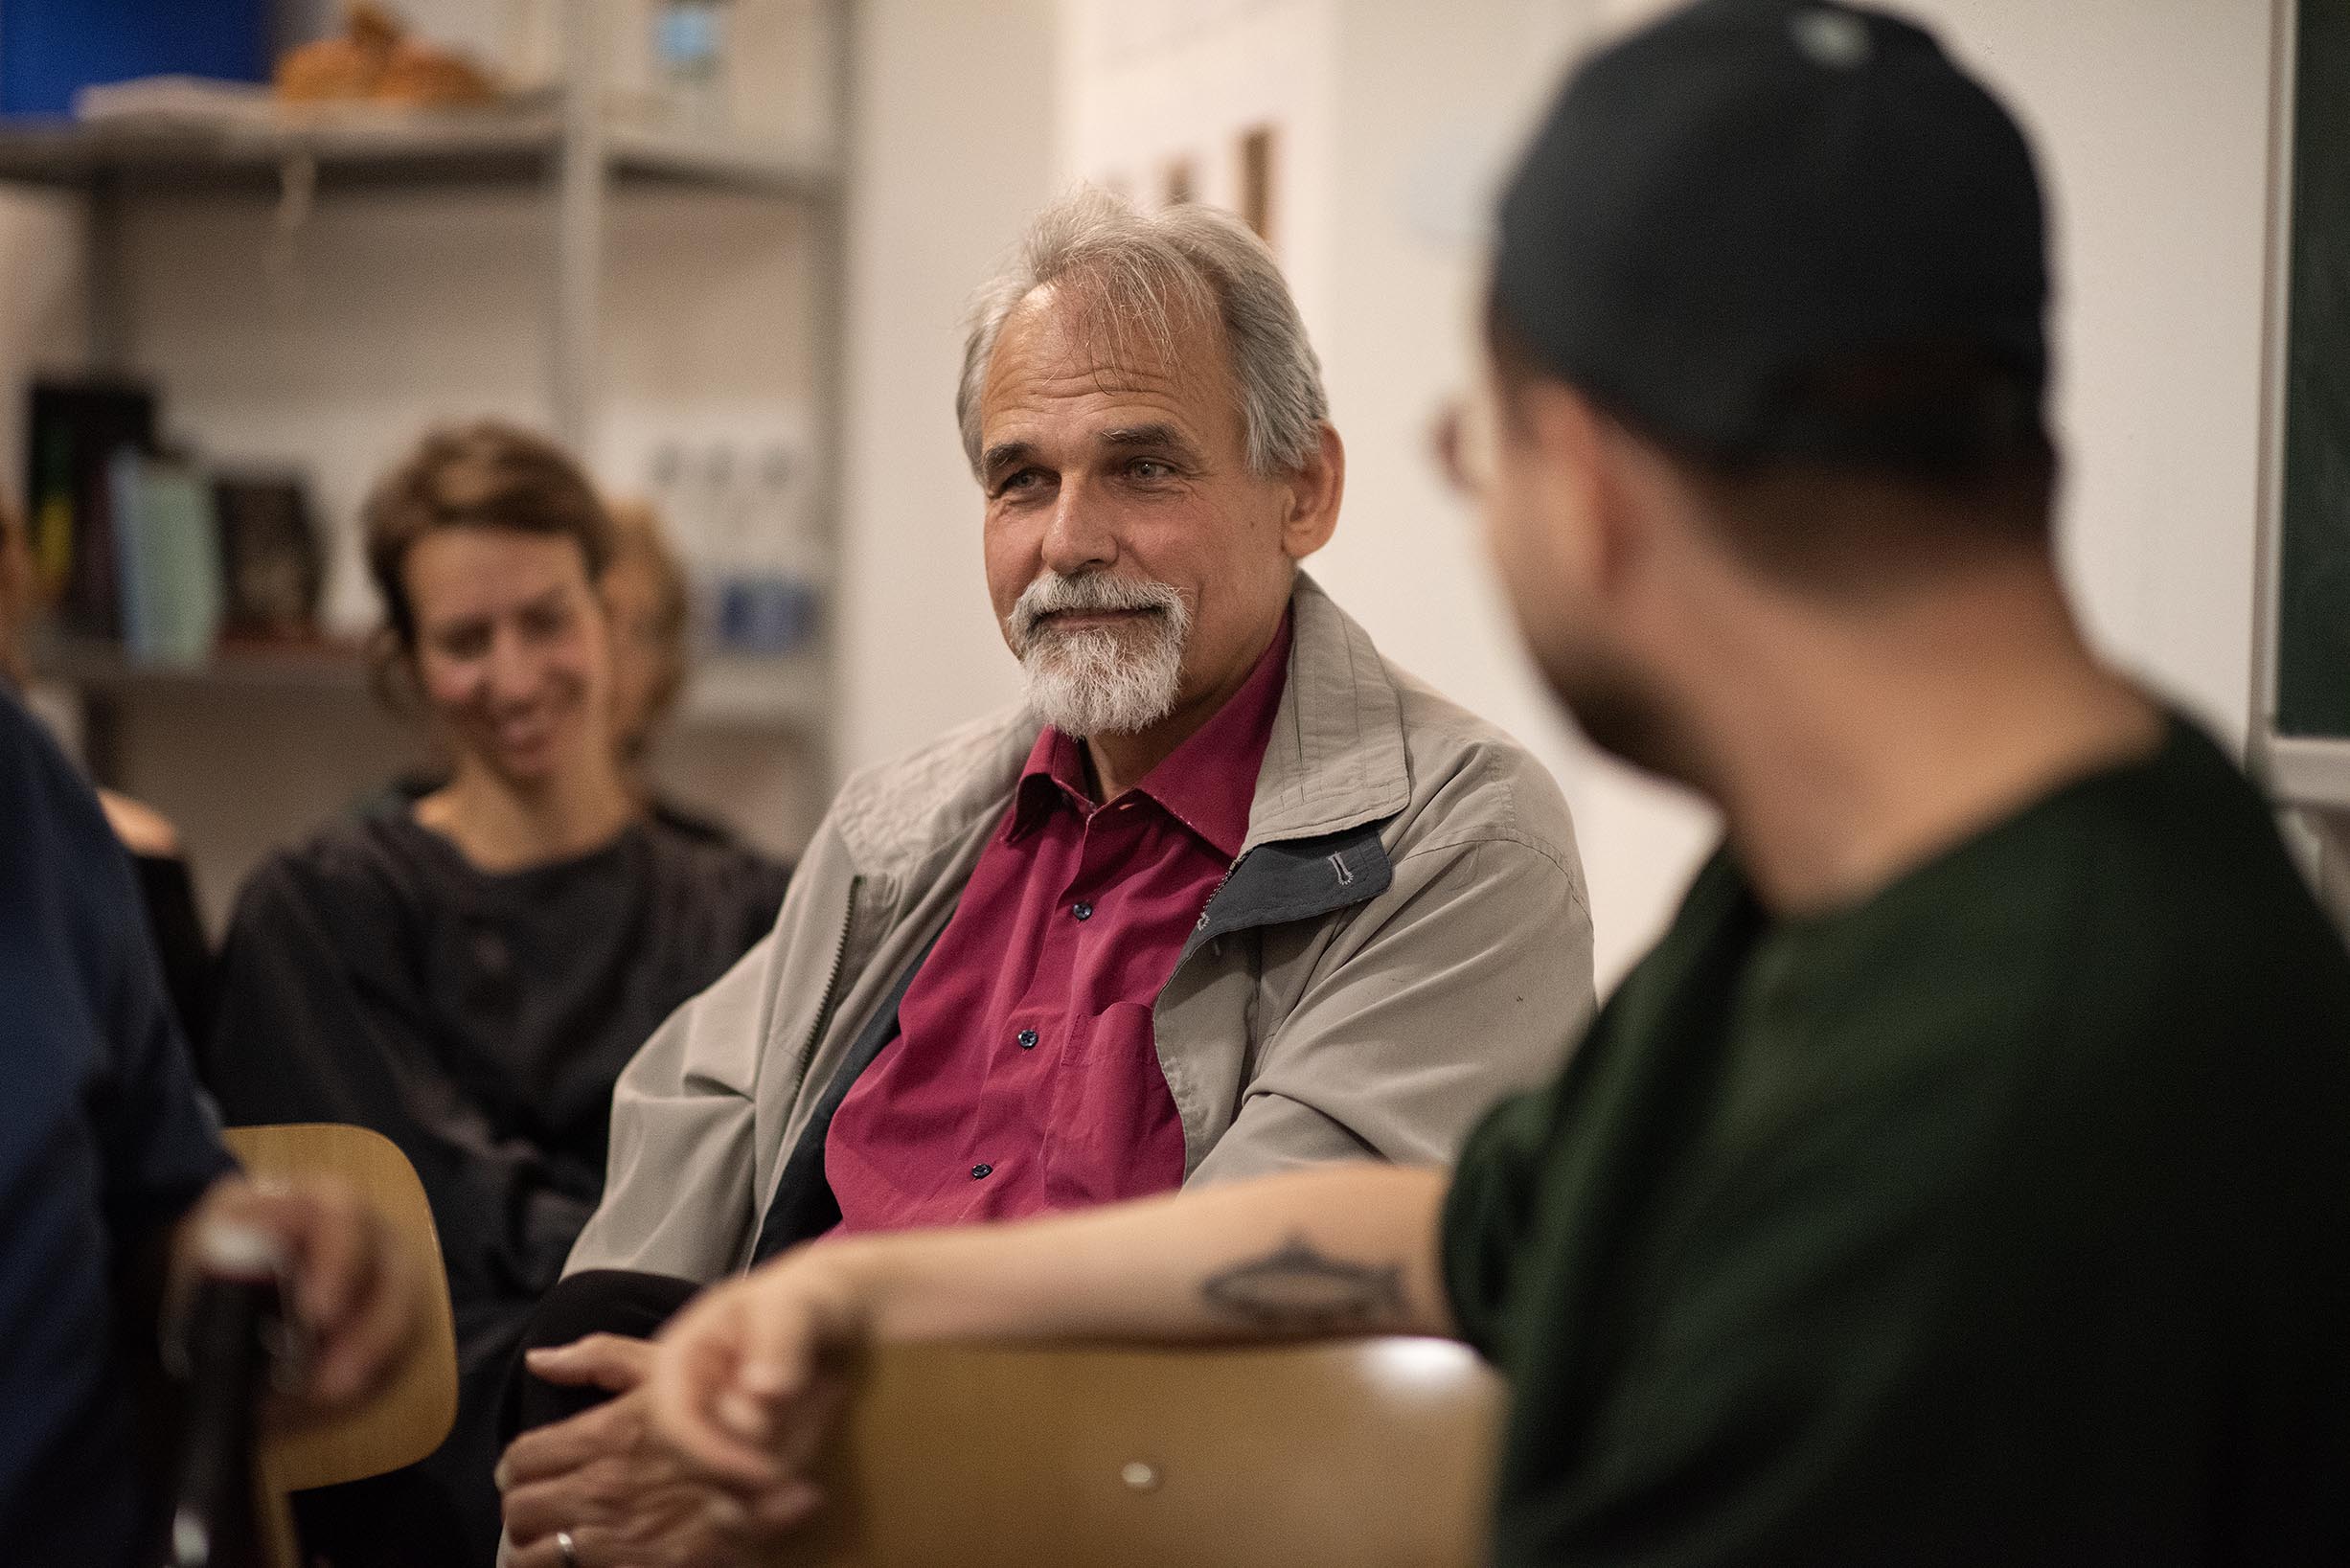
[[1097, 423, 1194, 451], [981, 440, 1038, 475]]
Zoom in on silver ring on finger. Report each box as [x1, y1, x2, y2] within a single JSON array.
[[556, 1528, 582, 1568]]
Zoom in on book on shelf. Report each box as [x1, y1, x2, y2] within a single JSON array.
[[27, 375, 157, 642], [108, 450, 222, 668], [213, 470, 323, 640], [25, 375, 330, 670]]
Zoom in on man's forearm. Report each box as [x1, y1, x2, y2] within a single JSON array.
[[821, 1163, 1457, 1347]]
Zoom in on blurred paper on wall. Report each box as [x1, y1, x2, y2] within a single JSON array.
[[1058, 0, 1336, 334]]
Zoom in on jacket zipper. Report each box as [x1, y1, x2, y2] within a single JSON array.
[[744, 875, 860, 1272], [797, 875, 860, 1071], [1184, 852, 1246, 952]]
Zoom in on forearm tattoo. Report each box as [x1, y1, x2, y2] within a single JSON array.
[[1198, 1234, 1406, 1333]]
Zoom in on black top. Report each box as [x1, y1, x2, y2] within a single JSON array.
[[1443, 717, 2350, 1566], [208, 813, 788, 1321], [359, 769, 753, 853], [131, 850, 213, 1045], [0, 690, 235, 1568], [202, 810, 789, 1562]]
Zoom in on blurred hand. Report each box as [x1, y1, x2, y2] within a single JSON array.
[[173, 1175, 422, 1421], [642, 1254, 862, 1498], [499, 1333, 831, 1568]]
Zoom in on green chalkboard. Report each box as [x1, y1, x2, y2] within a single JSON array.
[[2278, 0, 2350, 738]]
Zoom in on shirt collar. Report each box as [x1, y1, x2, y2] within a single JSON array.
[[1008, 609, 1295, 861], [1010, 727, 1094, 838]]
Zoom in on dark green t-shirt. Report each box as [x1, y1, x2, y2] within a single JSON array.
[[1443, 718, 2350, 1566]]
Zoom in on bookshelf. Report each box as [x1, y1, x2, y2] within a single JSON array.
[[38, 634, 376, 695], [35, 633, 829, 733], [0, 4, 847, 436], [2, 0, 850, 915], [2, 0, 845, 725], [0, 103, 841, 197]]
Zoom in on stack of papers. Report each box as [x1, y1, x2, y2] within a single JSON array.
[[73, 76, 278, 128]]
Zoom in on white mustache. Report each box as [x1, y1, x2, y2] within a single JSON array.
[[1008, 573, 1187, 651]]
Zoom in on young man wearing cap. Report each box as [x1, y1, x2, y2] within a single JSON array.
[[632, 3, 2350, 1562]]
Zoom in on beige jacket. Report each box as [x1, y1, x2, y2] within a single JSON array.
[[567, 575, 1594, 1280]]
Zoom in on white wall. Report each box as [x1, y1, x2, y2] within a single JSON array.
[[1909, 0, 2276, 747], [1311, 1, 1718, 989], [1056, 0, 1339, 328], [831, 0, 1056, 774]]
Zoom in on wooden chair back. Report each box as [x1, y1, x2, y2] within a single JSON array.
[[219, 1123, 459, 1567], [774, 1336, 1504, 1568]]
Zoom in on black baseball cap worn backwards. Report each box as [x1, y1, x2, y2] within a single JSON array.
[[1493, 0, 2049, 466]]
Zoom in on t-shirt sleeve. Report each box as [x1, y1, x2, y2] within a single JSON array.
[[131, 849, 214, 1045], [206, 853, 591, 1303], [1439, 1081, 1560, 1356]]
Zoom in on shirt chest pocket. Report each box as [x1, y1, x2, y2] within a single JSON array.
[[1060, 999, 1156, 1063], [1044, 1000, 1185, 1201]]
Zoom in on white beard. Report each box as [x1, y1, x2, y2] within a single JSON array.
[[1007, 573, 1191, 738]]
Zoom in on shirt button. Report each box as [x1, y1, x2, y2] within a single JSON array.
[[1072, 901, 1094, 921], [971, 1163, 993, 1179], [1016, 1028, 1038, 1050]]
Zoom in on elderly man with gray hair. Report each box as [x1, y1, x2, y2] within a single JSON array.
[[492, 188, 1591, 1568]]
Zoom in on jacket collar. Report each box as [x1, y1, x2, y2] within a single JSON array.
[[828, 571, 1411, 884], [1242, 572, 1410, 849]]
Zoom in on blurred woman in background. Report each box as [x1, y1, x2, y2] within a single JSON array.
[[360, 491, 751, 846], [202, 420, 791, 1567]]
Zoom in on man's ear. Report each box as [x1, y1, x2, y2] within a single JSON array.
[[1279, 422, 1345, 560]]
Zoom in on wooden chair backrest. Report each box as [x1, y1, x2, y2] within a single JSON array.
[[219, 1123, 460, 1492], [774, 1336, 1504, 1568]]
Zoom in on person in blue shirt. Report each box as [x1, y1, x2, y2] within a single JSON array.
[[0, 685, 422, 1566]]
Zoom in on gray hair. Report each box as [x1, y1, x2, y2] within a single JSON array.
[[957, 187, 1331, 479]]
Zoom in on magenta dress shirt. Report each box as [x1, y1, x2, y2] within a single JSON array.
[[825, 614, 1294, 1235]]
